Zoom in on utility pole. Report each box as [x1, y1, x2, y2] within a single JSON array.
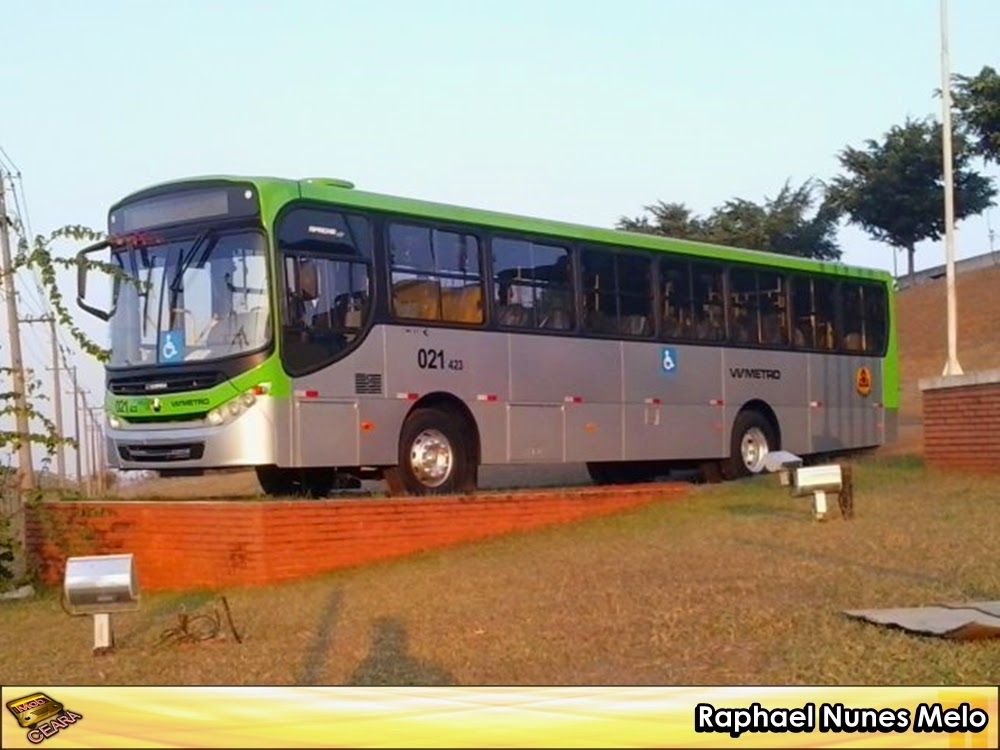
[[24, 315, 66, 488], [87, 407, 105, 496], [0, 170, 36, 491], [79, 393, 93, 496], [0, 168, 34, 586], [66, 365, 83, 490]]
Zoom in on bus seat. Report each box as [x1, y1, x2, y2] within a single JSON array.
[[206, 309, 267, 348], [620, 315, 650, 337], [498, 305, 531, 327], [695, 319, 723, 341], [540, 309, 572, 330], [343, 309, 363, 328], [761, 315, 786, 345], [440, 285, 483, 324], [393, 279, 441, 320], [842, 332, 864, 352]]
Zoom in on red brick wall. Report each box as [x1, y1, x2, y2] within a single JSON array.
[[26, 484, 686, 592], [922, 379, 1000, 473]]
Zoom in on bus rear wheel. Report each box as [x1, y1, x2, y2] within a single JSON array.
[[722, 411, 776, 479], [384, 408, 475, 496]]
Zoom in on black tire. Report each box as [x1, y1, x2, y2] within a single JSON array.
[[255, 465, 343, 498], [722, 410, 777, 479], [586, 461, 657, 485], [384, 408, 475, 495]]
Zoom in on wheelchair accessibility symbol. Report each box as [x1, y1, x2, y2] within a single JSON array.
[[159, 330, 185, 363], [660, 347, 678, 376]]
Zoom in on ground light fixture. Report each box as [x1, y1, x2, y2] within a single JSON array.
[[62, 553, 140, 655], [764, 451, 849, 521]]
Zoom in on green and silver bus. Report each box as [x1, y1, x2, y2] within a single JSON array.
[[76, 176, 897, 496]]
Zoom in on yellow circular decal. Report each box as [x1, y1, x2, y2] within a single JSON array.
[[856, 366, 872, 397]]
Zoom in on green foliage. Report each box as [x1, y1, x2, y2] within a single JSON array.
[[14, 225, 110, 362], [952, 65, 1000, 165], [0, 223, 107, 589], [0, 509, 17, 587], [617, 179, 841, 260], [827, 117, 996, 276]]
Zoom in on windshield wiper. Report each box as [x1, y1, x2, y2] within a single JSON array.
[[169, 229, 214, 295], [165, 230, 215, 326]]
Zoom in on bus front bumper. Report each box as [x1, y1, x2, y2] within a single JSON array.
[[106, 398, 278, 471]]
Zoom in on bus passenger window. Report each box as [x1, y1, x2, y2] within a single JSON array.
[[280, 254, 371, 376], [841, 281, 888, 354], [492, 238, 573, 330], [580, 249, 652, 337], [660, 260, 692, 339], [864, 285, 887, 354], [813, 279, 837, 350], [758, 272, 789, 346], [728, 267, 759, 345], [690, 263, 725, 341], [792, 276, 837, 351], [390, 224, 482, 324], [841, 282, 866, 352], [581, 249, 617, 334], [617, 253, 653, 337]]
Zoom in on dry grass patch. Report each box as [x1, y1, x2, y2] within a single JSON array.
[[3, 456, 1000, 686]]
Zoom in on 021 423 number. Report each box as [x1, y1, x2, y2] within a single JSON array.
[[417, 348, 463, 371]]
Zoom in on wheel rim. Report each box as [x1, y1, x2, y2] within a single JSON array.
[[409, 428, 454, 488], [740, 427, 770, 473]]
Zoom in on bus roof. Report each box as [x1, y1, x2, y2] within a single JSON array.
[[118, 174, 893, 283]]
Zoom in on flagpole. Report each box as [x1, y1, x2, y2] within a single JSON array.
[[940, 0, 963, 376]]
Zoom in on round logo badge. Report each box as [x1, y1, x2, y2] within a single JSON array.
[[856, 366, 872, 397]]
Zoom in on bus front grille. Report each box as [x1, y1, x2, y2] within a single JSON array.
[[109, 371, 226, 396], [118, 443, 206, 462]]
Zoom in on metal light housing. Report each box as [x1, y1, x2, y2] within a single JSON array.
[[63, 553, 140, 615]]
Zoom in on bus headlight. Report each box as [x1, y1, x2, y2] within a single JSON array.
[[108, 415, 122, 430], [205, 388, 261, 427]]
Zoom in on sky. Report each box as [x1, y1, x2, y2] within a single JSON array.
[[2, 0, 999, 477]]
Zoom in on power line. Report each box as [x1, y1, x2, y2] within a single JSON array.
[[0, 146, 21, 175]]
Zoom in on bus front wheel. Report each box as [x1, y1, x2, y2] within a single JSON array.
[[255, 466, 353, 498], [723, 411, 776, 479], [385, 408, 475, 496]]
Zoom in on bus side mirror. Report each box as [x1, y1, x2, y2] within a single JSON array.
[[76, 240, 120, 321]]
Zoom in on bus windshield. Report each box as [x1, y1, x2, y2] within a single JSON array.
[[109, 231, 270, 367]]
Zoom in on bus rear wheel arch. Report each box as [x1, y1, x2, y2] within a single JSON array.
[[384, 404, 478, 496], [723, 407, 779, 479]]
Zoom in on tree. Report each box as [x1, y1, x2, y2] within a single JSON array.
[[827, 117, 995, 278], [952, 65, 1000, 165], [617, 179, 842, 260], [617, 201, 708, 240]]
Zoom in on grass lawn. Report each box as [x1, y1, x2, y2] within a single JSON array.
[[3, 455, 1000, 686]]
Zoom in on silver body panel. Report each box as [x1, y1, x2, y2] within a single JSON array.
[[107, 324, 889, 472], [285, 325, 887, 469]]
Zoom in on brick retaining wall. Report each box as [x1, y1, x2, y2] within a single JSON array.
[[921, 370, 1000, 473], [27, 484, 686, 592]]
